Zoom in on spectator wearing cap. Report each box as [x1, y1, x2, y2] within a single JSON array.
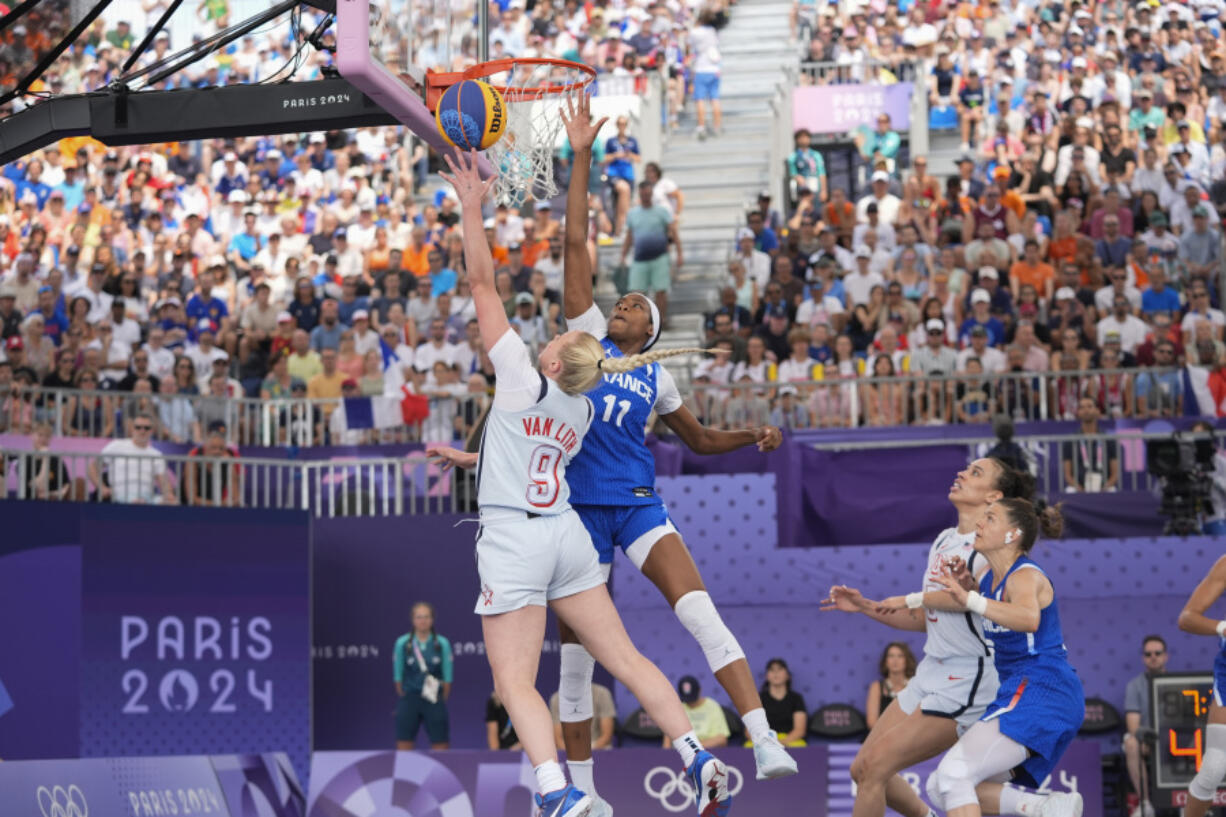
[[843, 245, 886, 309], [1179, 206, 1221, 281], [0, 284, 20, 341], [351, 309, 381, 356], [795, 275, 847, 335], [666, 676, 730, 748], [959, 288, 1006, 348], [212, 151, 248, 199], [771, 386, 812, 430], [331, 228, 366, 284], [807, 226, 855, 278], [970, 267, 1013, 318], [957, 325, 1007, 374], [510, 292, 550, 347], [910, 318, 959, 423], [856, 171, 901, 226], [852, 201, 896, 254]]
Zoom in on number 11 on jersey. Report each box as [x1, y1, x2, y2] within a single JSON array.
[[601, 394, 631, 427]]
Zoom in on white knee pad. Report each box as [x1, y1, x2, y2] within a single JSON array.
[[558, 643, 596, 723], [673, 591, 745, 674], [1189, 723, 1226, 801], [930, 742, 981, 813]]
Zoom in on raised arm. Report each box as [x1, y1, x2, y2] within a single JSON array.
[[1178, 554, 1226, 637], [560, 94, 608, 320], [440, 152, 508, 354]]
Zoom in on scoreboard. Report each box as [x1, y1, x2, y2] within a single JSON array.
[[1150, 673, 1225, 807]]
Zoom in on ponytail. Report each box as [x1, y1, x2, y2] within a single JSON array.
[[995, 497, 1064, 553], [990, 457, 1037, 501], [556, 334, 710, 396]]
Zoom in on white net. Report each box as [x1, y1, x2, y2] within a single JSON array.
[[478, 60, 593, 207]]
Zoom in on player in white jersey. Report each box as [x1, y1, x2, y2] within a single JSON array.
[[823, 458, 1064, 817], [441, 152, 733, 817], [1177, 554, 1226, 817]]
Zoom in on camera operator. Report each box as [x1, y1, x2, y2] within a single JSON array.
[[1192, 420, 1226, 536]]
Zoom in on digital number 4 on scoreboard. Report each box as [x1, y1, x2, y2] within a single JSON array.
[[1150, 673, 1225, 806]]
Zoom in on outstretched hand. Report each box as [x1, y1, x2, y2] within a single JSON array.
[[943, 556, 978, 592], [820, 584, 869, 613], [438, 150, 495, 207], [753, 425, 783, 452], [426, 445, 478, 472], [560, 92, 608, 153]]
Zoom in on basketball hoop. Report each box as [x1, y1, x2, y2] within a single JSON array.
[[426, 58, 596, 206]]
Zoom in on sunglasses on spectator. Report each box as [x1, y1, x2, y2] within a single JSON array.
[[1144, 650, 1165, 657], [927, 330, 942, 336], [134, 424, 153, 431]]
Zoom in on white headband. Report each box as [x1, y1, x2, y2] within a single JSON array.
[[641, 294, 661, 352]]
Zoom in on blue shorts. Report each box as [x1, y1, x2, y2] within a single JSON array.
[[575, 503, 679, 567], [1214, 649, 1226, 707], [693, 72, 721, 101]]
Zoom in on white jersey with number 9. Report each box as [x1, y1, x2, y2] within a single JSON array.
[[475, 330, 594, 514]]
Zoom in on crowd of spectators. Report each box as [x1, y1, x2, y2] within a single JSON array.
[[0, 0, 729, 447], [697, 0, 1226, 430]]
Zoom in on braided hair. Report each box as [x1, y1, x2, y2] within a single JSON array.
[[556, 333, 710, 396]]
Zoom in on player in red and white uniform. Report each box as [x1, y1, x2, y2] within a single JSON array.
[[441, 151, 732, 817]]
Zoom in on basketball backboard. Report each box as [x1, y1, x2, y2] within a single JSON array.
[[336, 0, 494, 174]]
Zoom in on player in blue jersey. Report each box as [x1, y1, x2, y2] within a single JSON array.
[[911, 498, 1084, 817], [1177, 554, 1226, 817], [555, 92, 795, 806], [431, 95, 795, 815], [441, 152, 733, 817]]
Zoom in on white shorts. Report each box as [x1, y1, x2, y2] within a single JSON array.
[[474, 508, 607, 615], [896, 654, 1000, 735]]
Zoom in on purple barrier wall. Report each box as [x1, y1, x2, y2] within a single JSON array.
[[312, 515, 571, 752], [308, 747, 825, 816], [616, 473, 1223, 728], [0, 753, 303, 817], [0, 504, 311, 782]]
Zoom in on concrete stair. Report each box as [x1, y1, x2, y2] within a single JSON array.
[[596, 0, 796, 390]]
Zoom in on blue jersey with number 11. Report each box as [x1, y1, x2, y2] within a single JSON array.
[[567, 337, 665, 506]]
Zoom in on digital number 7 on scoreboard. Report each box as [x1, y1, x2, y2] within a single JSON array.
[[1150, 673, 1224, 807]]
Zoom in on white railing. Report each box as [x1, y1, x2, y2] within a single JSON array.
[[0, 448, 476, 516], [683, 367, 1182, 430], [0, 386, 489, 449], [798, 58, 923, 86]]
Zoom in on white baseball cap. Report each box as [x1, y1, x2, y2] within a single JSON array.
[[871, 171, 890, 183], [1055, 287, 1076, 301], [925, 318, 944, 331], [970, 288, 991, 304], [978, 266, 999, 280]]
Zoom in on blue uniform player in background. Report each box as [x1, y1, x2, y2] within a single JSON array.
[[918, 497, 1085, 817], [1177, 554, 1226, 817]]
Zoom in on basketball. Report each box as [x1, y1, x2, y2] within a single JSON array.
[[434, 79, 507, 151]]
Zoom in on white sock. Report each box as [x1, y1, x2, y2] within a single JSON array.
[[673, 730, 703, 768], [742, 708, 771, 744], [568, 759, 595, 796], [534, 760, 567, 796], [1000, 784, 1047, 816]]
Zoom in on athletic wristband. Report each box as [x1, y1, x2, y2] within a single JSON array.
[[1216, 620, 1226, 638], [905, 592, 925, 610], [966, 591, 989, 616]]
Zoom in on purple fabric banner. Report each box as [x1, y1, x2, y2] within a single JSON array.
[[826, 741, 1102, 817], [0, 753, 303, 817], [0, 503, 311, 782], [307, 747, 825, 816], [793, 83, 913, 134]]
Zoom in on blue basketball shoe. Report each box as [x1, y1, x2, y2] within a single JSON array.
[[534, 784, 592, 817], [685, 751, 733, 817]]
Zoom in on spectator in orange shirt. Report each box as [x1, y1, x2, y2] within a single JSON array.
[[992, 166, 1025, 219], [483, 218, 509, 267], [824, 187, 856, 246], [402, 225, 433, 278], [1046, 210, 1079, 270], [1010, 239, 1055, 301], [519, 216, 550, 268]]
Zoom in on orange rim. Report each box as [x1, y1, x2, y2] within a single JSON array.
[[425, 58, 596, 108]]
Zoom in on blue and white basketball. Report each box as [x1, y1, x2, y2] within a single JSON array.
[[434, 79, 507, 151]]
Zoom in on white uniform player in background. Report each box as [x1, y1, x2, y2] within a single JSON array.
[[823, 458, 1078, 817], [438, 151, 733, 817]]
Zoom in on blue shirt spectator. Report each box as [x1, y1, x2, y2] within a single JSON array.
[[605, 128, 640, 183]]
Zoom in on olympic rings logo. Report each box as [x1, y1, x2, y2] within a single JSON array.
[[643, 764, 742, 813], [36, 785, 88, 817]]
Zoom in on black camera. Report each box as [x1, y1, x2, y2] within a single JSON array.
[[1146, 432, 1216, 534]]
